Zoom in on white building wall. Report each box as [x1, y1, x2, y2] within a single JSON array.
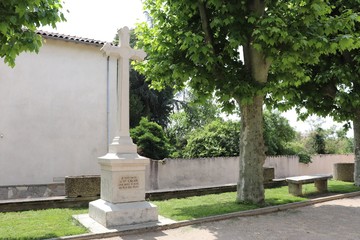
[[0, 38, 115, 185]]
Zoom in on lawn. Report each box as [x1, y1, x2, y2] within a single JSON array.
[[152, 180, 360, 221], [0, 180, 359, 239], [0, 208, 88, 239]]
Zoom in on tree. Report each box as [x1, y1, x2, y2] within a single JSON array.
[[285, 125, 353, 158], [270, 2, 360, 185], [312, 127, 327, 154], [184, 110, 297, 158], [136, 0, 360, 203], [130, 118, 170, 160], [263, 110, 296, 155], [0, 0, 65, 67], [129, 69, 175, 128], [165, 89, 221, 158], [183, 119, 240, 158]]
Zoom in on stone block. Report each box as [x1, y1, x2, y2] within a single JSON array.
[[89, 199, 158, 227], [333, 163, 354, 182], [65, 175, 100, 198]]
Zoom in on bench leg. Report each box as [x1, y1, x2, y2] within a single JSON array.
[[288, 183, 302, 196], [315, 180, 328, 193]]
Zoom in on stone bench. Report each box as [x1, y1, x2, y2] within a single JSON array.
[[285, 175, 332, 196]]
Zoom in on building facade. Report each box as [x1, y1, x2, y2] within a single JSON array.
[[0, 31, 118, 185]]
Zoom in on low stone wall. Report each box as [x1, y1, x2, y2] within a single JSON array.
[[0, 154, 354, 200], [145, 154, 354, 190], [0, 183, 64, 200]]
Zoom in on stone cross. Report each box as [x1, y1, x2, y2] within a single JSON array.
[[101, 27, 146, 140]]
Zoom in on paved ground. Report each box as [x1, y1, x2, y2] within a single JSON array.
[[96, 196, 360, 240]]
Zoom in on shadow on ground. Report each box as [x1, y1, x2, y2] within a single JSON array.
[[190, 202, 360, 240]]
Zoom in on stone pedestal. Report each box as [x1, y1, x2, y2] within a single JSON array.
[[89, 200, 157, 227], [89, 149, 158, 227], [88, 26, 157, 228]]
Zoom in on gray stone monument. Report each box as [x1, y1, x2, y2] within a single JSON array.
[[89, 26, 158, 227]]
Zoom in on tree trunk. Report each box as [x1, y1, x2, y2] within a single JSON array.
[[353, 112, 360, 186], [236, 95, 266, 204], [234, 0, 270, 204]]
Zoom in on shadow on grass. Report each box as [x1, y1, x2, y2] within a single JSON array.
[[164, 201, 259, 220], [4, 234, 58, 240], [164, 191, 335, 220]]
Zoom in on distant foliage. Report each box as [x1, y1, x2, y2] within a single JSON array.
[[165, 90, 221, 158], [263, 110, 296, 155], [286, 124, 353, 157], [182, 119, 240, 158], [298, 153, 312, 164], [130, 118, 170, 160], [311, 127, 327, 154], [129, 69, 175, 128]]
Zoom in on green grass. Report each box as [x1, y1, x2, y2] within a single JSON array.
[[0, 208, 88, 239], [152, 180, 360, 221], [0, 180, 358, 239]]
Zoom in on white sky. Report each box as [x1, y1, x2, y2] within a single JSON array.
[[40, 0, 145, 42], [40, 0, 351, 136]]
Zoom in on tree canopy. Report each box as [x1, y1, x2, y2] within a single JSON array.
[[129, 69, 175, 128], [136, 0, 360, 203], [0, 0, 65, 67], [268, 1, 360, 185]]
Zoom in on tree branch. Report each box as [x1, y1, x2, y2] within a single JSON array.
[[198, 1, 215, 52]]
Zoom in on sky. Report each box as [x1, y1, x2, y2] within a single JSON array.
[[40, 0, 145, 42], [40, 0, 350, 135]]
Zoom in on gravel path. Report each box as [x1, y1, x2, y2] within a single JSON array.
[[97, 196, 360, 240]]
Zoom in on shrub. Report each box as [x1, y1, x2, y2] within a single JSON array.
[[130, 118, 170, 159]]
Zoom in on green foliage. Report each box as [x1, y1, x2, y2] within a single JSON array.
[[263, 110, 296, 155], [137, 0, 360, 107], [268, 3, 360, 123], [298, 153, 312, 164], [286, 124, 353, 157], [183, 119, 240, 158], [165, 90, 221, 158], [130, 118, 170, 160], [311, 127, 327, 154], [0, 0, 65, 67], [169, 108, 297, 158], [129, 69, 175, 128]]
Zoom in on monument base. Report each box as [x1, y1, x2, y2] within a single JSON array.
[[89, 199, 158, 228]]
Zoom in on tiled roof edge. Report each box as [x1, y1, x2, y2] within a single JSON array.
[[36, 30, 109, 46]]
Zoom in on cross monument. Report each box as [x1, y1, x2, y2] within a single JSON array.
[[88, 26, 158, 228]]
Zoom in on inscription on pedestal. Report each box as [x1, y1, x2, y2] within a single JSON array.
[[118, 176, 139, 189]]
